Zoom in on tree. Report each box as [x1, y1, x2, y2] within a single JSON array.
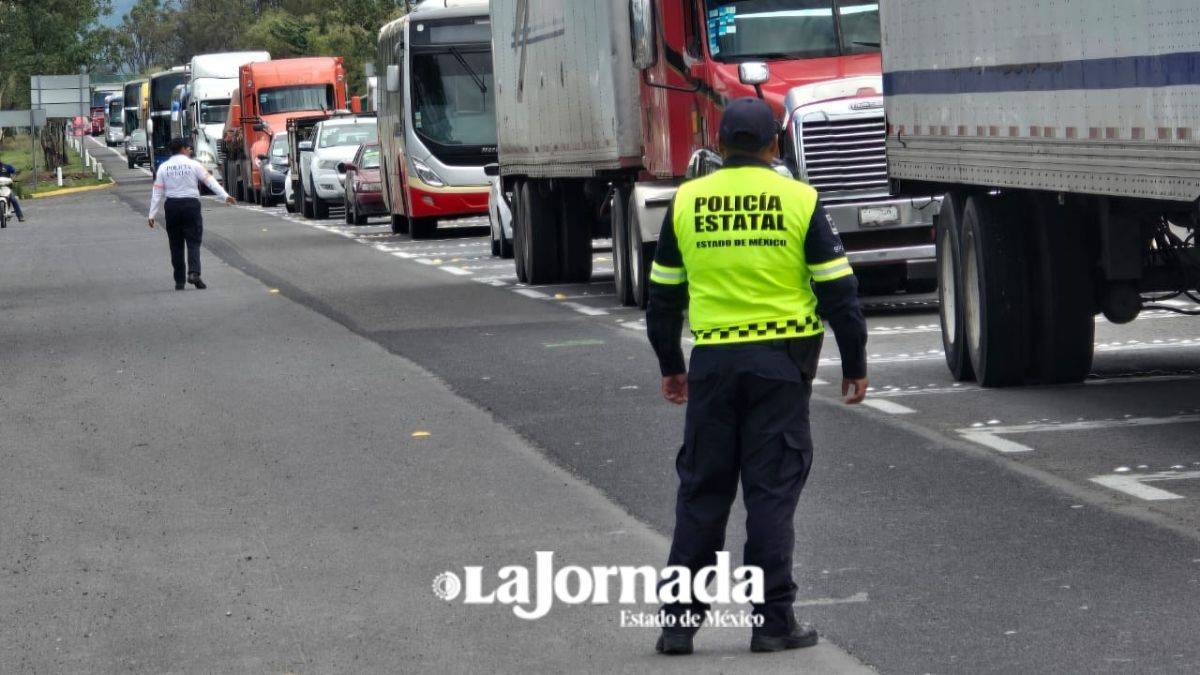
[[0, 0, 113, 108], [116, 0, 178, 74]]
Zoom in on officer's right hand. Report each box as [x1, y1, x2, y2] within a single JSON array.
[[147, 217, 156, 229], [661, 374, 688, 405], [842, 378, 868, 405]]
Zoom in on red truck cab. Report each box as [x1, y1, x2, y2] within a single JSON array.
[[90, 107, 106, 136], [227, 57, 348, 204]]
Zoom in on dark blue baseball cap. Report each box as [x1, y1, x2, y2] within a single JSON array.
[[719, 97, 779, 153]]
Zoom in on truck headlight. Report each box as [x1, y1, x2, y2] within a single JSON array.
[[318, 159, 340, 171], [410, 158, 445, 187]]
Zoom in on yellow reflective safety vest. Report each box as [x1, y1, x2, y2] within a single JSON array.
[[651, 165, 833, 345]]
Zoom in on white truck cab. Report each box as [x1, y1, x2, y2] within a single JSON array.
[[188, 51, 271, 181]]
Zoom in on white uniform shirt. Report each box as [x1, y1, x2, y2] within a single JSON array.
[[147, 154, 231, 218]]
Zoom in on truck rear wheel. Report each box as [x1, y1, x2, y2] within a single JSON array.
[[1025, 194, 1095, 384], [627, 195, 654, 309], [520, 179, 561, 284], [558, 181, 593, 283], [961, 194, 1029, 387], [611, 185, 635, 306], [512, 180, 529, 283], [937, 192, 973, 381], [409, 217, 437, 239]]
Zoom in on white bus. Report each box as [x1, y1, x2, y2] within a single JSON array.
[[376, 0, 496, 238]]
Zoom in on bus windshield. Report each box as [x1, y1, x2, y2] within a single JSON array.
[[151, 73, 186, 110], [257, 86, 334, 115], [410, 46, 496, 148], [703, 0, 880, 61]]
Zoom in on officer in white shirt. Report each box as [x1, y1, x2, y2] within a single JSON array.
[[148, 137, 236, 290]]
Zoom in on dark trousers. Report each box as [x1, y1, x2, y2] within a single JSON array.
[[663, 342, 815, 636], [164, 198, 202, 284]]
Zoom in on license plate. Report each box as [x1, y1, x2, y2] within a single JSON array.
[[859, 205, 901, 228]]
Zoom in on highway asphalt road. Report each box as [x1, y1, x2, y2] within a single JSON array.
[[5, 136, 1199, 672]]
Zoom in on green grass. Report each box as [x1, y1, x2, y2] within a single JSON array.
[[0, 133, 113, 197]]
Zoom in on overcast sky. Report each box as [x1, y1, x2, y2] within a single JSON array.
[[103, 0, 137, 26]]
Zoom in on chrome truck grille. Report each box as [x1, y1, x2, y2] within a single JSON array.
[[799, 115, 889, 201]]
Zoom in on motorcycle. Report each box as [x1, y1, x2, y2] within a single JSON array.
[[0, 175, 15, 229]]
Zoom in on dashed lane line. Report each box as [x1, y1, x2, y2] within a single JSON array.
[[860, 399, 918, 415], [1090, 473, 1194, 501], [958, 413, 1200, 454]]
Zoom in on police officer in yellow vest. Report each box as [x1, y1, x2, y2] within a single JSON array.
[[647, 97, 869, 655]]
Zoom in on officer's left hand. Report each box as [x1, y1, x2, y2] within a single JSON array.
[[842, 377, 869, 405], [224, 196, 237, 205], [661, 374, 688, 405]]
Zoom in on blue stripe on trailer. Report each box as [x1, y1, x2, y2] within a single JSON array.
[[884, 51, 1200, 96]]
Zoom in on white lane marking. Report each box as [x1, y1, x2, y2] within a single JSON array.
[[959, 414, 1200, 454], [1090, 475, 1187, 501], [439, 266, 472, 276], [861, 399, 917, 415], [515, 289, 550, 299], [562, 302, 609, 317], [959, 431, 1036, 454], [812, 378, 830, 386], [793, 592, 869, 608]]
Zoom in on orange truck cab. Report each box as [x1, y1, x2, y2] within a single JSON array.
[[227, 57, 348, 203]]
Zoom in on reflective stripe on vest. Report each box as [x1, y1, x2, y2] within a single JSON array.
[[672, 165, 823, 345]]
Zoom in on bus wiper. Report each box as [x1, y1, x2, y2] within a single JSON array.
[[448, 46, 488, 94]]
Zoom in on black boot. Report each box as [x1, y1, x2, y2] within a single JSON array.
[[750, 621, 819, 653], [187, 273, 207, 290], [175, 283, 185, 290], [655, 630, 695, 656]]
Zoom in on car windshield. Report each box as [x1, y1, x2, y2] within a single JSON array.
[[128, 130, 146, 143], [271, 136, 289, 157], [199, 100, 230, 125], [359, 147, 380, 169], [257, 85, 334, 115], [410, 47, 497, 147], [318, 124, 378, 148], [703, 0, 880, 61]]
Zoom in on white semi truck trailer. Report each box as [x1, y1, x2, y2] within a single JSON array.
[[881, 0, 1200, 387]]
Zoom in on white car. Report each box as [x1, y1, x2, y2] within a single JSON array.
[[488, 175, 513, 259], [301, 116, 378, 219], [284, 167, 296, 214]]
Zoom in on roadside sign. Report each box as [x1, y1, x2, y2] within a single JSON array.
[[30, 74, 90, 119], [0, 110, 48, 128]]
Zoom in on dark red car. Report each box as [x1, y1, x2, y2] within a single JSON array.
[[340, 142, 386, 226]]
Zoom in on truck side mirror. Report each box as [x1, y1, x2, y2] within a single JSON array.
[[630, 0, 657, 70], [738, 62, 770, 86], [686, 149, 723, 179], [298, 140, 313, 151], [253, 121, 266, 132], [337, 162, 353, 174], [385, 64, 401, 93], [483, 163, 500, 177]]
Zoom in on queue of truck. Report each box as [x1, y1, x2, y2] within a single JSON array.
[[115, 0, 1196, 391]]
